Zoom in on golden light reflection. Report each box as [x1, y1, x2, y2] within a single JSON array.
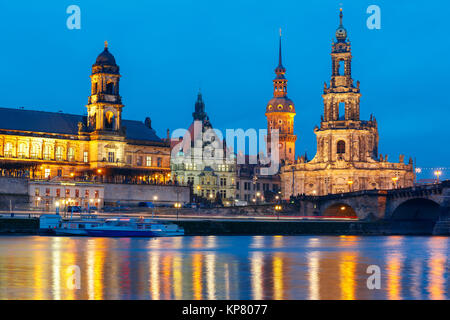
[[386, 252, 403, 300], [339, 252, 357, 300], [273, 253, 284, 300], [427, 237, 447, 300], [32, 244, 46, 300], [172, 254, 183, 300], [251, 252, 263, 300], [192, 253, 203, 300], [272, 235, 284, 248], [385, 236, 404, 300], [162, 255, 172, 299]]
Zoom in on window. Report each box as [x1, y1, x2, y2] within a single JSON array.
[[108, 152, 115, 163], [4, 143, 13, 157], [220, 178, 227, 186], [95, 190, 99, 198], [126, 155, 132, 165], [18, 143, 27, 158], [57, 169, 62, 177], [56, 189, 61, 197], [83, 151, 88, 163], [45, 188, 50, 196], [31, 144, 40, 159], [337, 140, 346, 154], [236, 181, 240, 190], [137, 156, 143, 166], [65, 189, 70, 197], [56, 146, 63, 161], [75, 189, 79, 198], [157, 157, 162, 167], [68, 148, 75, 162], [84, 190, 89, 198], [146, 156, 152, 167], [44, 168, 51, 178], [43, 145, 51, 160]]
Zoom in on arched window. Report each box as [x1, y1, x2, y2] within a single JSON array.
[[18, 143, 27, 158], [4, 142, 13, 157], [55, 146, 64, 161], [105, 111, 115, 130], [93, 82, 98, 94], [337, 140, 346, 154], [106, 82, 114, 94], [31, 144, 40, 159], [68, 148, 75, 162], [43, 145, 51, 160]]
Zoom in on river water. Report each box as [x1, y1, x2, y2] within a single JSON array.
[[0, 235, 448, 300]]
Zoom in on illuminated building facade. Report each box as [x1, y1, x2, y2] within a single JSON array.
[[280, 10, 415, 197], [0, 43, 171, 182], [170, 92, 237, 204]]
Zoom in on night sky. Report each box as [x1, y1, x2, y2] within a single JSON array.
[[0, 1, 448, 179]]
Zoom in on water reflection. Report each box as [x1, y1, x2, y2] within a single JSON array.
[[0, 235, 448, 300]]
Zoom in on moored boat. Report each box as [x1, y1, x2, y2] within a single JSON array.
[[39, 215, 184, 237]]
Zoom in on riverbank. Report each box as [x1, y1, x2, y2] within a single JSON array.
[[0, 217, 440, 236]]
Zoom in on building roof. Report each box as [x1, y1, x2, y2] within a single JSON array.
[[0, 107, 163, 143]]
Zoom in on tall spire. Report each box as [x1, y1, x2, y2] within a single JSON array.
[[273, 29, 287, 97], [335, 8, 347, 41], [278, 28, 283, 68]]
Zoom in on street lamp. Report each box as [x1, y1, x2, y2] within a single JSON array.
[[347, 180, 354, 192], [434, 170, 442, 183], [275, 205, 282, 220], [174, 202, 181, 220], [392, 176, 399, 189]]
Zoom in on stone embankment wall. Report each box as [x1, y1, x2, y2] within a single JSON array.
[[0, 177, 29, 210]]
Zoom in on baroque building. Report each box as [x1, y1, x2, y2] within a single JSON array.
[[0, 42, 171, 182], [265, 31, 296, 164], [280, 10, 415, 197], [170, 92, 237, 205]]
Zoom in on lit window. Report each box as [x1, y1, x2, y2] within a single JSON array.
[[68, 148, 75, 162], [146, 156, 152, 167], [44, 168, 51, 178], [43, 145, 51, 160], [56, 146, 63, 161], [108, 152, 115, 163], [18, 143, 27, 158], [83, 151, 88, 163], [4, 142, 13, 157], [31, 144, 40, 159]]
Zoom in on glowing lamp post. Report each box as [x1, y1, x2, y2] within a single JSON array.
[[174, 202, 181, 220], [275, 205, 282, 220], [434, 170, 442, 183], [347, 180, 354, 192], [392, 176, 399, 189]]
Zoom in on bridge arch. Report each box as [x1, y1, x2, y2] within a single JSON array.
[[322, 202, 357, 218], [391, 198, 441, 221]]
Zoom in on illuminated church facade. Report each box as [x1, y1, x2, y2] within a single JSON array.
[[0, 43, 171, 182], [280, 10, 415, 197]]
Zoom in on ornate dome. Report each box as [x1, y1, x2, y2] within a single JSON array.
[[95, 47, 116, 66], [266, 97, 295, 114]]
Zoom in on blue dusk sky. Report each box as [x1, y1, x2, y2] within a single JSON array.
[[0, 1, 448, 179]]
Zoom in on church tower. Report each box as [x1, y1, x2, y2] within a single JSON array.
[[265, 31, 296, 164], [86, 42, 124, 133], [315, 8, 379, 164]]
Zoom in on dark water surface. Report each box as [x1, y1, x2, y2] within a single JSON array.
[[0, 235, 448, 300]]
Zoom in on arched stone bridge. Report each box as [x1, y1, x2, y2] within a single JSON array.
[[293, 180, 450, 221]]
